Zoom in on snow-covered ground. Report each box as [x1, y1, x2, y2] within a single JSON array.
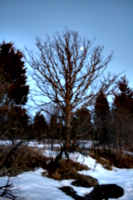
[[0, 141, 133, 200], [0, 140, 93, 149]]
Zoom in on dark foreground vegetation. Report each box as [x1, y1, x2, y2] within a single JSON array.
[[1, 142, 131, 199], [59, 184, 124, 200], [90, 148, 133, 169]]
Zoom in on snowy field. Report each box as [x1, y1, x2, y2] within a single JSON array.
[[0, 140, 93, 149], [0, 141, 133, 200]]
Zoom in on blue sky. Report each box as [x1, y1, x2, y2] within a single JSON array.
[[0, 0, 133, 99]]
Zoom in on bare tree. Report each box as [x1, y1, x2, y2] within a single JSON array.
[[26, 29, 116, 148]]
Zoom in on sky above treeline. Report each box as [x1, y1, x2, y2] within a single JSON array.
[[0, 0, 133, 89]]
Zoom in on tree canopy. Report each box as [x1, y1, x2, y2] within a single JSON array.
[[0, 41, 29, 106], [113, 76, 133, 112], [26, 29, 116, 148]]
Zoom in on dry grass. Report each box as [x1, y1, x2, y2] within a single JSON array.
[[89, 148, 133, 169], [0, 144, 89, 179], [43, 158, 89, 180], [0, 145, 47, 176]]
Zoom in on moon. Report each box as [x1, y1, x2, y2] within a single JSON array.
[[80, 46, 83, 51]]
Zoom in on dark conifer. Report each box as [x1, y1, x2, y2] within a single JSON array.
[[112, 76, 133, 150], [0, 41, 29, 105], [0, 41, 29, 143], [33, 112, 48, 141], [94, 89, 110, 145], [113, 76, 133, 113]]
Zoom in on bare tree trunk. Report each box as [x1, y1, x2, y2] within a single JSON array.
[[65, 101, 71, 148]]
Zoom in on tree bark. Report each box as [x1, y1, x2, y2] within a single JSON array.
[[65, 100, 71, 148]]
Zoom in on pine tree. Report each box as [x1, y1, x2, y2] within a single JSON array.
[[113, 76, 133, 112], [112, 76, 133, 150], [0, 41, 29, 143], [94, 89, 110, 145], [0, 41, 29, 105], [33, 112, 48, 142]]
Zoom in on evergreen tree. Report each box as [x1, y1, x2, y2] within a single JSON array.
[[0, 41, 29, 105], [94, 89, 110, 145], [33, 112, 48, 141], [112, 76, 133, 150], [113, 76, 133, 112], [0, 41, 29, 143]]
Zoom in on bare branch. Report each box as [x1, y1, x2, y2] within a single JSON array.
[[26, 29, 117, 147]]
